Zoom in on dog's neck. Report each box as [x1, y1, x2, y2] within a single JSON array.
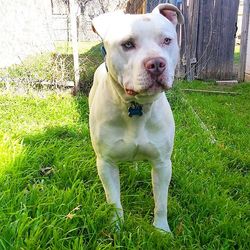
[[107, 72, 161, 105], [105, 73, 163, 118]]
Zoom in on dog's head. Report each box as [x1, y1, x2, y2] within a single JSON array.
[[92, 4, 183, 100]]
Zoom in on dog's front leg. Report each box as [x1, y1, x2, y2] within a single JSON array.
[[97, 158, 124, 224], [151, 159, 172, 232]]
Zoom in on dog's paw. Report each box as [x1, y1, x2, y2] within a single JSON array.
[[110, 208, 124, 231], [111, 219, 123, 232], [111, 217, 124, 233], [153, 220, 171, 233]]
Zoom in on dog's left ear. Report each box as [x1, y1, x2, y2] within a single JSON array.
[[152, 3, 184, 26]]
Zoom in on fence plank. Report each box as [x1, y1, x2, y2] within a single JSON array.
[[187, 0, 199, 80], [239, 0, 250, 81], [183, 1, 191, 81], [196, 0, 214, 79]]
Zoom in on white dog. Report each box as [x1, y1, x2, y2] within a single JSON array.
[[89, 3, 183, 232]]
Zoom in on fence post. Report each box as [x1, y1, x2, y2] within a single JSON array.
[[69, 0, 80, 94], [239, 0, 250, 82], [183, 0, 192, 81]]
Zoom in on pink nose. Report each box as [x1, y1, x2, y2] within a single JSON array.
[[144, 57, 166, 76]]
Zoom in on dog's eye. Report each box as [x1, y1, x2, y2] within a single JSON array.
[[164, 37, 172, 45], [122, 40, 135, 50]]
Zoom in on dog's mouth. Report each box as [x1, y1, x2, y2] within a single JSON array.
[[125, 88, 138, 96], [125, 80, 170, 96]]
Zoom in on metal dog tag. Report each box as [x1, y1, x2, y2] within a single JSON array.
[[128, 102, 143, 117]]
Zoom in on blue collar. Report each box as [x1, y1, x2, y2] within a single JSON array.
[[101, 45, 108, 72]]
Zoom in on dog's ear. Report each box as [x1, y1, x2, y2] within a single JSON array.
[[152, 3, 184, 26], [92, 11, 124, 39]]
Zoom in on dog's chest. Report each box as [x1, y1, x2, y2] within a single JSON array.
[[106, 135, 160, 161], [98, 115, 168, 161]]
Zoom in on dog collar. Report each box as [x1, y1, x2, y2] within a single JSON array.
[[101, 44, 106, 57], [101, 44, 109, 72], [128, 102, 143, 117]]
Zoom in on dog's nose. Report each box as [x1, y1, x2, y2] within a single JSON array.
[[144, 57, 166, 76]]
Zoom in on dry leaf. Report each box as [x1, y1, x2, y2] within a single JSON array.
[[72, 205, 81, 212], [40, 166, 54, 176], [65, 205, 81, 220], [66, 213, 75, 220]]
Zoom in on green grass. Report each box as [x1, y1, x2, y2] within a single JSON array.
[[0, 80, 249, 249], [0, 42, 249, 248]]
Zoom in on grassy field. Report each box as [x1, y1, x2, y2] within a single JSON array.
[[0, 42, 249, 249], [0, 80, 249, 249]]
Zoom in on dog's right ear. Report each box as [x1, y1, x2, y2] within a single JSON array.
[[152, 4, 184, 26], [92, 11, 124, 39]]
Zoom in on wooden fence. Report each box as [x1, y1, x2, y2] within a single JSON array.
[[183, 0, 239, 81], [126, 0, 241, 81]]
